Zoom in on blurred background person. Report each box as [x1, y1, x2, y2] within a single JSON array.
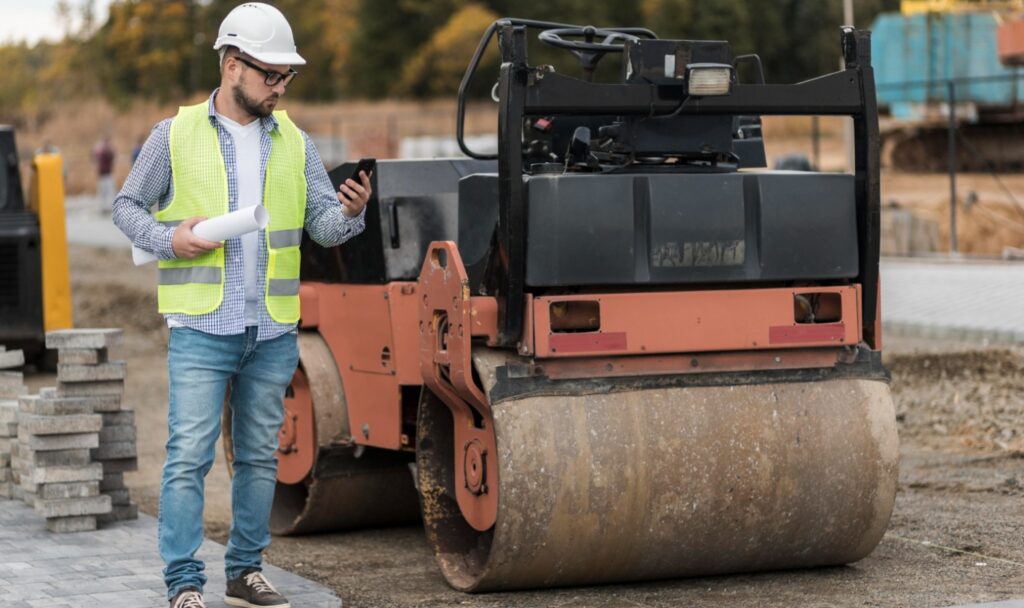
[[92, 134, 115, 211]]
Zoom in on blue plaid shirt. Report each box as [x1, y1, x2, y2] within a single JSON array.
[[112, 90, 365, 341]]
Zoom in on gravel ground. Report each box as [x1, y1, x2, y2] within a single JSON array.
[[42, 244, 1024, 608]]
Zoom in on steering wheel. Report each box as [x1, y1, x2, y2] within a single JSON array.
[[539, 26, 641, 52], [538, 26, 644, 79]]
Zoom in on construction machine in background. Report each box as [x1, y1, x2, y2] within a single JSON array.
[[224, 19, 898, 591], [0, 127, 72, 364], [872, 0, 1024, 170]]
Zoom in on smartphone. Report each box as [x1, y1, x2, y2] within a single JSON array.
[[349, 158, 375, 183]]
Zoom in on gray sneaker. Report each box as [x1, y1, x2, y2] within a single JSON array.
[[170, 588, 205, 608], [224, 568, 290, 608]]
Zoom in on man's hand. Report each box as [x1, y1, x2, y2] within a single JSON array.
[[338, 170, 372, 218], [171, 217, 222, 259]]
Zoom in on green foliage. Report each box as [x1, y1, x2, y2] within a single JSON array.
[[99, 0, 196, 102], [347, 0, 463, 97], [0, 0, 905, 113], [393, 4, 501, 97]]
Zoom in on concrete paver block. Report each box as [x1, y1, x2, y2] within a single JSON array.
[[45, 329, 123, 350], [99, 410, 134, 427], [0, 350, 25, 369], [35, 494, 111, 518], [96, 503, 137, 524], [18, 396, 92, 416], [0, 402, 18, 423], [57, 348, 108, 365], [29, 463, 103, 485], [46, 515, 98, 533], [37, 389, 122, 413], [19, 449, 92, 467], [99, 458, 138, 474], [24, 433, 99, 452], [104, 488, 130, 506], [98, 425, 136, 443], [0, 370, 25, 384], [90, 442, 137, 461], [99, 472, 124, 492], [39, 481, 100, 500], [0, 385, 27, 400], [17, 414, 103, 436], [56, 362, 127, 383], [55, 381, 124, 398]]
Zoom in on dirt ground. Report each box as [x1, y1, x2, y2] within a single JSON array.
[[28, 243, 1023, 608]]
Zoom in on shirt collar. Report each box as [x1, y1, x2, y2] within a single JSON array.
[[207, 88, 278, 133]]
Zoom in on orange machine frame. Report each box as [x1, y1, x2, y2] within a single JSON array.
[[287, 247, 867, 483]]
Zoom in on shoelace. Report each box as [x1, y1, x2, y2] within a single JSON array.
[[244, 571, 278, 596], [174, 591, 205, 608]]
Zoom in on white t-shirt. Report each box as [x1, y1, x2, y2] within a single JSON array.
[[216, 112, 263, 327]]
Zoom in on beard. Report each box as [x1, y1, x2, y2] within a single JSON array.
[[232, 82, 278, 119]]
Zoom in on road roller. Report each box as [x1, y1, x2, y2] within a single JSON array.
[[227, 19, 898, 591]]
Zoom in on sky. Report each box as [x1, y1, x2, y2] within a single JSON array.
[[0, 0, 113, 46]]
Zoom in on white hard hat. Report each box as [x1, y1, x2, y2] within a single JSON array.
[[213, 3, 306, 66]]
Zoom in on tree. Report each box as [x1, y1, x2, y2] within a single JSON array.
[[98, 0, 196, 102], [393, 3, 500, 98], [347, 0, 464, 97], [0, 0, 906, 109]]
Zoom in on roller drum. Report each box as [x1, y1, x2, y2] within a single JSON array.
[[418, 377, 898, 591]]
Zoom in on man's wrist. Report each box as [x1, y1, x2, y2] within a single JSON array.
[[156, 225, 178, 260], [342, 205, 366, 221]]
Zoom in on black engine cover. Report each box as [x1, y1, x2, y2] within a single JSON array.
[[461, 171, 859, 288]]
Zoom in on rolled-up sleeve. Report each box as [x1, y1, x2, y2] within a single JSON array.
[[302, 132, 366, 247], [111, 119, 177, 260]]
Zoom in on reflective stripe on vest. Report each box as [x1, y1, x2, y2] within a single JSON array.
[[268, 278, 300, 296], [155, 101, 307, 322], [159, 266, 222, 285], [268, 228, 303, 249]]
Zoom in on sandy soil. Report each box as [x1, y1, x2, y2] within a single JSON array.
[[50, 243, 1024, 607]]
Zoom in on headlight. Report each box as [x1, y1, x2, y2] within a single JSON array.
[[686, 63, 733, 96]]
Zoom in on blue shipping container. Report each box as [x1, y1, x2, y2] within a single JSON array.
[[871, 11, 1024, 112]]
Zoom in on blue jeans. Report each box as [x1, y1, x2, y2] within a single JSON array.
[[159, 326, 298, 599]]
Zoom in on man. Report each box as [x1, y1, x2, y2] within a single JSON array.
[[112, 4, 371, 607]]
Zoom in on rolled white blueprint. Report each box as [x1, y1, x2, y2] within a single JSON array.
[[131, 205, 270, 265]]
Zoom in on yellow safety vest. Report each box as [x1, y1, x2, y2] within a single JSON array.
[[155, 101, 307, 324]]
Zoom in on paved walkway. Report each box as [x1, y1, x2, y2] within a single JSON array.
[[949, 603, 1024, 608], [881, 258, 1024, 344], [0, 499, 341, 608], [65, 197, 131, 250]]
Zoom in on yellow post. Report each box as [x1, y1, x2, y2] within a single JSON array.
[[30, 154, 73, 332]]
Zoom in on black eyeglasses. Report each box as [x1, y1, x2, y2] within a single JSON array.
[[236, 56, 298, 87]]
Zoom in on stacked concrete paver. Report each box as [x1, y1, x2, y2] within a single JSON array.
[[47, 328, 140, 524], [0, 346, 27, 499], [14, 395, 110, 531]]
